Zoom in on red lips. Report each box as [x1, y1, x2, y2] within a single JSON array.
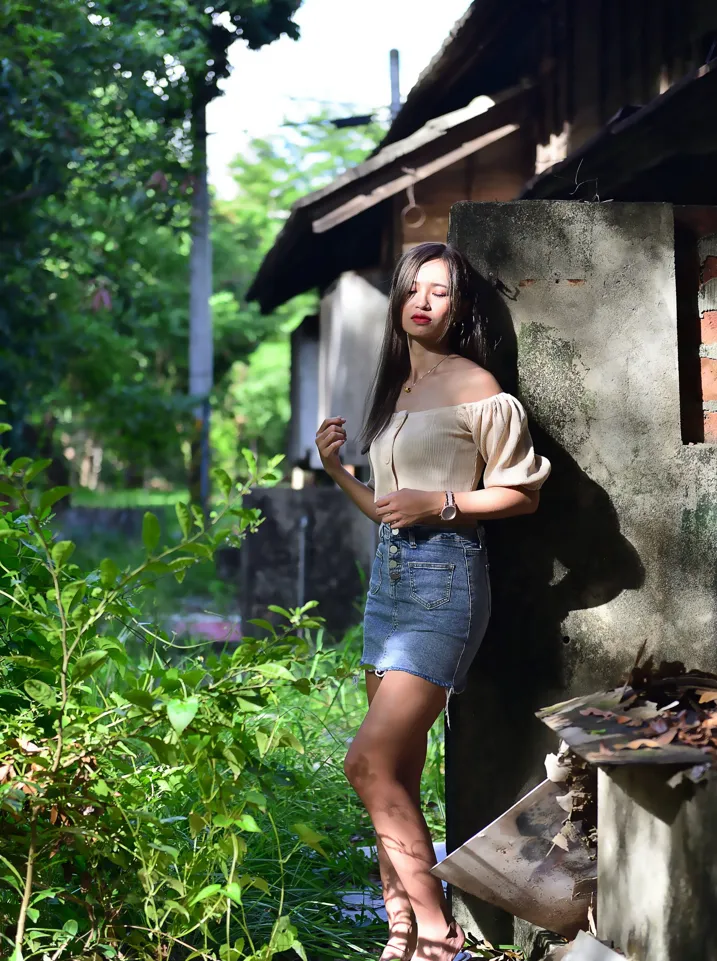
[[411, 313, 431, 323]]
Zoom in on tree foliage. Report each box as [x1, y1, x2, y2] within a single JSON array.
[[0, 0, 301, 470], [210, 114, 386, 476], [0, 0, 385, 490]]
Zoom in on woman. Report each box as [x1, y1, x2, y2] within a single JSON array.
[[314, 242, 550, 961]]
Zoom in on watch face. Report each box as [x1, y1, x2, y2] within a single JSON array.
[[441, 504, 457, 521]]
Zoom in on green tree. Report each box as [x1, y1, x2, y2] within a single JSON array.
[[0, 0, 302, 472], [210, 114, 386, 476]]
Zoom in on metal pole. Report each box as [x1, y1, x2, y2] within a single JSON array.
[[390, 49, 401, 120], [189, 100, 213, 514], [297, 514, 308, 608]]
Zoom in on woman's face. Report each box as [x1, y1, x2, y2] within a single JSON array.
[[400, 258, 451, 343]]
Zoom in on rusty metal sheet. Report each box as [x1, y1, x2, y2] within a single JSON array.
[[431, 779, 594, 937], [536, 689, 710, 766]]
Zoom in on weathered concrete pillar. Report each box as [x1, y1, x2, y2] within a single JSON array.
[[446, 201, 717, 944], [598, 767, 717, 961]]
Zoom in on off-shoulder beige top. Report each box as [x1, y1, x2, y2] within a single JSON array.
[[366, 392, 551, 500]]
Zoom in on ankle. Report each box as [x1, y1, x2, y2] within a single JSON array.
[[416, 917, 463, 941]]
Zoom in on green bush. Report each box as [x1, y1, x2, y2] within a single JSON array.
[[0, 416, 379, 961]]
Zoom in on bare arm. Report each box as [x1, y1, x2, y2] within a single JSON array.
[[315, 416, 381, 524], [374, 486, 539, 529]]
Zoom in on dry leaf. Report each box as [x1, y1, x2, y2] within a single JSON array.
[[551, 831, 569, 851], [588, 901, 597, 937], [697, 690, 717, 704], [615, 739, 661, 750]]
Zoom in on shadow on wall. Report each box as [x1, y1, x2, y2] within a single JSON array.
[[446, 271, 646, 943]]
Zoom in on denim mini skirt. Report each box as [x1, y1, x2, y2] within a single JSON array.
[[361, 521, 491, 714]]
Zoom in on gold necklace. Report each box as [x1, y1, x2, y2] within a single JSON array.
[[404, 354, 454, 393]]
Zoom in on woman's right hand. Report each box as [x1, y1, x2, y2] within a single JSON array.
[[315, 416, 346, 474]]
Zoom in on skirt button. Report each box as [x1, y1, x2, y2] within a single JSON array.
[[389, 544, 398, 554], [389, 559, 398, 569]]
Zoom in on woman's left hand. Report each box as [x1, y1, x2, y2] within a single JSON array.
[[375, 489, 443, 528]]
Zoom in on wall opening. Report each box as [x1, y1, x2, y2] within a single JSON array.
[[674, 207, 717, 444]]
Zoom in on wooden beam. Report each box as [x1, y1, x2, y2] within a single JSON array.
[[312, 124, 519, 234]]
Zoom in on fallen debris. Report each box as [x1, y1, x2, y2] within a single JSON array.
[[545, 740, 598, 859], [536, 658, 717, 780], [562, 931, 626, 959], [432, 777, 595, 937]]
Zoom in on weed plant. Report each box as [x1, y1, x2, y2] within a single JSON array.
[[0, 414, 447, 961]]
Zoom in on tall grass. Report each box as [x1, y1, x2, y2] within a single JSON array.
[[66, 515, 447, 957]]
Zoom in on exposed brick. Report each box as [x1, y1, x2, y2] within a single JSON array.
[[704, 410, 717, 444], [702, 357, 717, 401], [701, 310, 717, 344]]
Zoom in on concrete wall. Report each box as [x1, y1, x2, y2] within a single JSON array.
[[445, 200, 717, 942], [234, 485, 377, 637], [288, 315, 321, 470], [598, 766, 717, 961], [318, 268, 390, 466]]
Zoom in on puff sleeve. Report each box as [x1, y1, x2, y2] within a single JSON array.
[[470, 393, 551, 491]]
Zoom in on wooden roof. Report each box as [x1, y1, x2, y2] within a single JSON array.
[[521, 60, 717, 203], [247, 86, 533, 313]]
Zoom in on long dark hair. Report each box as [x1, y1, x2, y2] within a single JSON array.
[[360, 242, 490, 455]]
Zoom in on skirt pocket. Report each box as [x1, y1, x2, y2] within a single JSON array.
[[408, 561, 455, 610]]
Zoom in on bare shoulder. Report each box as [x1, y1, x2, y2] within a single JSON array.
[[442, 357, 503, 404]]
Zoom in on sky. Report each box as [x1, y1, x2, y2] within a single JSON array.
[[207, 0, 472, 199]]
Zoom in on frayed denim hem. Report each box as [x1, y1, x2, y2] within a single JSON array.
[[358, 663, 466, 728]]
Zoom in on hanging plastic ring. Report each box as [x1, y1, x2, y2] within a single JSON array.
[[401, 202, 426, 229]]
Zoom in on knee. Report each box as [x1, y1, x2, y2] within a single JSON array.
[[343, 744, 365, 788], [344, 743, 378, 792]]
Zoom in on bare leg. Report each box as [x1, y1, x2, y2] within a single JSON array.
[[366, 672, 423, 960], [346, 671, 465, 961]]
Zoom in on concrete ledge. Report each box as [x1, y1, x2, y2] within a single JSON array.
[[598, 766, 717, 961]]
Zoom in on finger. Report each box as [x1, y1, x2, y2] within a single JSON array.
[[327, 439, 344, 454], [316, 417, 346, 435], [316, 429, 346, 450], [318, 425, 346, 442]]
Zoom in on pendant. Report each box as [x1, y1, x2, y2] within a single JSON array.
[[404, 386, 412, 393]]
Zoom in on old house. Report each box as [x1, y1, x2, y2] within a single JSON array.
[[247, 2, 717, 949]]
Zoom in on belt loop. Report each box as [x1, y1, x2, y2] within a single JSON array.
[[408, 528, 417, 548]]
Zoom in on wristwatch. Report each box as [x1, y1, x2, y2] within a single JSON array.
[[440, 490, 457, 521]]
